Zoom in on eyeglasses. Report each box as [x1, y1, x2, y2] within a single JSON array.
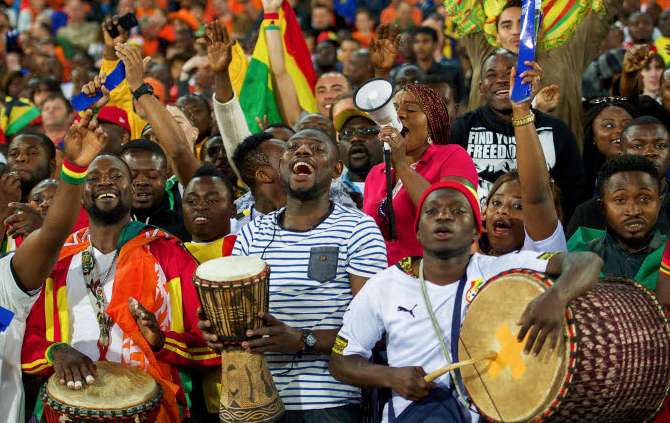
[[588, 96, 629, 106], [340, 126, 379, 140]]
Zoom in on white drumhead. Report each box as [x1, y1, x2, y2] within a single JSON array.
[[196, 255, 266, 281]]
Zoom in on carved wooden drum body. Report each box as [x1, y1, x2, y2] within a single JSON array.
[[194, 255, 284, 423]]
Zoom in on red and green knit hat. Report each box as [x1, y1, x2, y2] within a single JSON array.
[[414, 179, 482, 234]]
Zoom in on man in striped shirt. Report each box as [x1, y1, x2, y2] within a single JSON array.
[[201, 128, 387, 422]]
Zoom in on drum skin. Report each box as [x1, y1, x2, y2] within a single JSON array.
[[42, 361, 162, 422], [459, 270, 670, 423]]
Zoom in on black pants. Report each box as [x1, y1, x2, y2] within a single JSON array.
[[279, 403, 362, 423]]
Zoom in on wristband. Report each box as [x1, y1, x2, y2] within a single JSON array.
[[61, 158, 88, 185], [265, 24, 281, 31], [512, 112, 535, 127], [46, 342, 68, 364], [263, 12, 279, 20]]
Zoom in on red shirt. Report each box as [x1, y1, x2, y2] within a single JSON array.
[[363, 144, 478, 265]]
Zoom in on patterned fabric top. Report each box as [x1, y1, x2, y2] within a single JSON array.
[[443, 0, 605, 50]]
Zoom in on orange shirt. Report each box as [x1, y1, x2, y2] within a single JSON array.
[[380, 3, 422, 25]]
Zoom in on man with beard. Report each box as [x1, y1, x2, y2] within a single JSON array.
[[449, 50, 587, 221], [569, 155, 666, 291], [199, 128, 387, 422], [120, 140, 190, 241], [1, 111, 108, 423], [333, 107, 383, 206], [5, 132, 55, 202], [329, 180, 602, 422], [22, 153, 216, 422], [0, 132, 56, 253]]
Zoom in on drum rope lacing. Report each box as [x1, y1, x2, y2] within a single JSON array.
[[418, 259, 505, 422]]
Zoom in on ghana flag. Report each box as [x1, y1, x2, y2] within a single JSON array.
[[239, 1, 317, 133]]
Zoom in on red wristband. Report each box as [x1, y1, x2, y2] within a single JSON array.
[[264, 12, 279, 20]]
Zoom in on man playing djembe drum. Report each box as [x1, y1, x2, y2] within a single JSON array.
[[1, 111, 108, 423], [329, 179, 603, 422], [21, 148, 218, 420]]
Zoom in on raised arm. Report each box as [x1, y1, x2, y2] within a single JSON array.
[[517, 251, 602, 355], [511, 63, 559, 241], [618, 45, 651, 97], [370, 24, 400, 80], [12, 112, 107, 290], [209, 20, 251, 179], [262, 0, 302, 127], [116, 43, 200, 185]]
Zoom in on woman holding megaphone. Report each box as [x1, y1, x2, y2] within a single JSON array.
[[360, 24, 478, 265]]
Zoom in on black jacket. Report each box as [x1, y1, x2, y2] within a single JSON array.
[[132, 193, 190, 242], [449, 106, 588, 222]]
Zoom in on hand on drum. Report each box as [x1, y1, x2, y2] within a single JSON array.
[[197, 307, 224, 352], [129, 298, 165, 351], [51, 343, 97, 390], [242, 312, 304, 354], [388, 366, 435, 401], [516, 288, 565, 355]]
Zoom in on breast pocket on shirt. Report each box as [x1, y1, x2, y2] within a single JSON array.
[[308, 246, 339, 283]]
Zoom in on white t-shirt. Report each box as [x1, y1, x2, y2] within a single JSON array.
[[337, 251, 552, 422], [0, 254, 39, 423], [522, 221, 567, 253], [67, 249, 124, 362]]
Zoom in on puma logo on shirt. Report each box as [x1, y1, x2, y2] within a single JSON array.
[[397, 304, 417, 318]]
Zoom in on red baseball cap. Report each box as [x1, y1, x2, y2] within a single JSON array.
[[97, 106, 131, 134]]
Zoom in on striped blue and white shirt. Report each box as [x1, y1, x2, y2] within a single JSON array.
[[233, 203, 387, 410]]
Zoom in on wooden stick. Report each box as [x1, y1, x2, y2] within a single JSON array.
[[424, 351, 498, 383]]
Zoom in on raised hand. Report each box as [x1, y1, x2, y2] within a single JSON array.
[[388, 366, 435, 401], [519, 60, 543, 100], [206, 21, 234, 74], [622, 44, 651, 73], [370, 24, 400, 73], [534, 84, 560, 114], [4, 203, 43, 237], [242, 312, 304, 353], [115, 43, 148, 91], [51, 343, 97, 390], [63, 110, 107, 167], [102, 15, 130, 49], [129, 297, 165, 351], [262, 0, 283, 13], [379, 126, 407, 167], [81, 73, 111, 110]]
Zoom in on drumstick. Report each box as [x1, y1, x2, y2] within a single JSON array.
[[424, 351, 498, 383]]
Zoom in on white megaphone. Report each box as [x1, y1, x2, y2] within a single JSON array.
[[354, 78, 403, 133]]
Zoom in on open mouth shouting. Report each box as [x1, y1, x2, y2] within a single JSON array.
[[491, 218, 512, 237], [291, 160, 316, 183], [94, 190, 119, 206]]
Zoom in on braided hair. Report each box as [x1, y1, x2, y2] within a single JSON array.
[[400, 83, 451, 144]]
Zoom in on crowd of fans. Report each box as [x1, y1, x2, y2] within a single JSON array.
[[0, 0, 669, 421]]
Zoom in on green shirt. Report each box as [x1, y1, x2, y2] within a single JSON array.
[[568, 227, 666, 291]]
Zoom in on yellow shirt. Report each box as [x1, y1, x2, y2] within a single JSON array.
[[100, 59, 148, 141], [656, 37, 670, 68]]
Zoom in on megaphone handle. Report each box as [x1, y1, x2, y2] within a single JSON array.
[[383, 146, 397, 241]]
